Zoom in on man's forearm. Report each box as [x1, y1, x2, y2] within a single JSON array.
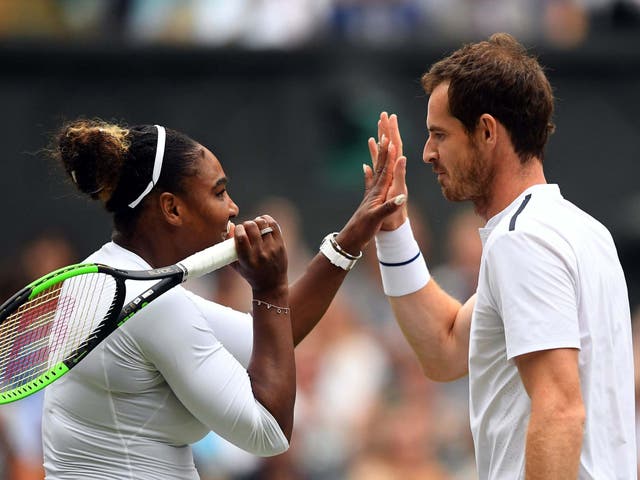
[[525, 407, 584, 479], [389, 281, 473, 381]]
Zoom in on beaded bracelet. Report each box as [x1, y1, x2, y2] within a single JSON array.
[[252, 299, 290, 315]]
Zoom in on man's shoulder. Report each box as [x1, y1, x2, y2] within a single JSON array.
[[492, 190, 607, 242], [485, 195, 617, 276]]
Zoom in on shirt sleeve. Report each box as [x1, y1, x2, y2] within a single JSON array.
[[182, 289, 254, 368], [131, 287, 288, 457], [486, 230, 580, 360]]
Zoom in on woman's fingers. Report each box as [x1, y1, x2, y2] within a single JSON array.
[[363, 163, 374, 193], [233, 215, 287, 290], [373, 141, 396, 191], [234, 218, 269, 256], [258, 215, 282, 241], [368, 136, 378, 166]]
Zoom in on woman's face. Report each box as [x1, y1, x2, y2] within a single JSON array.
[[177, 146, 239, 252]]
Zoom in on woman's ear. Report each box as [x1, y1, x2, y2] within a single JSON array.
[[159, 192, 183, 226]]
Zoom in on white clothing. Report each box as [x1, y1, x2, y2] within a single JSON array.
[[42, 242, 288, 480], [470, 184, 636, 479]]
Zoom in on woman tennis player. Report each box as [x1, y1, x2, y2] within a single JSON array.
[[42, 119, 405, 479]]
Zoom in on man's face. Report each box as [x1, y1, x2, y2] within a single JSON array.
[[423, 82, 494, 204]]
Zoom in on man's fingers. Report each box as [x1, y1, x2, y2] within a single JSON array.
[[392, 155, 407, 193], [389, 114, 403, 158]]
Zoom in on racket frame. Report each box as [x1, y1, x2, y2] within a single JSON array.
[[0, 263, 186, 404], [0, 235, 241, 404]]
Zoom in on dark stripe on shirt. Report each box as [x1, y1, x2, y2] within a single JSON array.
[[509, 194, 532, 231]]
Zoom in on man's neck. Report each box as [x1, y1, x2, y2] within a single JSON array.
[[477, 157, 547, 221]]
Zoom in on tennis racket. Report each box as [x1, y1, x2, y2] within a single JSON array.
[[0, 230, 271, 405]]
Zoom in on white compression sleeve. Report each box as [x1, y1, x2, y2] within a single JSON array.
[[135, 288, 289, 457]]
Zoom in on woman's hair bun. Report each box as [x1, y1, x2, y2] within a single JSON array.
[[54, 119, 130, 203]]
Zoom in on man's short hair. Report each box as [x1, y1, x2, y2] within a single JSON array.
[[422, 33, 555, 163]]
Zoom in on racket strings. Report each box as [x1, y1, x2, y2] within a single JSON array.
[[0, 286, 63, 360], [0, 273, 119, 393]]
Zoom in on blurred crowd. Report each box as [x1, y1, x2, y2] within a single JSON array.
[[0, 195, 638, 479], [0, 0, 640, 50]]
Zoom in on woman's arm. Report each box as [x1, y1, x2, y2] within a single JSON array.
[[232, 219, 295, 440], [289, 138, 407, 345], [136, 289, 291, 456]]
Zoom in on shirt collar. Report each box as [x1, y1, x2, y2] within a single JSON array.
[[102, 241, 152, 270], [478, 184, 561, 245]]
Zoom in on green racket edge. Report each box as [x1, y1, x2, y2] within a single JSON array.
[[28, 264, 99, 298], [0, 264, 101, 405], [0, 264, 100, 319], [0, 363, 69, 404]]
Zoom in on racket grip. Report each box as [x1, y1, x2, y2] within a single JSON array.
[[178, 238, 238, 280]]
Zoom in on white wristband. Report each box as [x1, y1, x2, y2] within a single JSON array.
[[375, 218, 430, 296]]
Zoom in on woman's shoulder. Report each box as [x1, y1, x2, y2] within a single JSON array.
[[123, 286, 250, 339], [84, 241, 150, 269]]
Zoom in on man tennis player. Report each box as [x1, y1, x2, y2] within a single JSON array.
[[369, 33, 636, 479]]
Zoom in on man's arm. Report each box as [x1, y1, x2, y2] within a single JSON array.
[[369, 111, 472, 381], [388, 280, 474, 381], [515, 348, 585, 479]]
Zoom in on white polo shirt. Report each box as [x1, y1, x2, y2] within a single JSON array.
[[470, 184, 636, 479]]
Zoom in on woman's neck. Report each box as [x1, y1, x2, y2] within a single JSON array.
[[112, 228, 178, 268]]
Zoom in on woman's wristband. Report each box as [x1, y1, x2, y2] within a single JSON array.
[[375, 218, 430, 296]]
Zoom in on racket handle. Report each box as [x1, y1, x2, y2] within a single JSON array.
[[178, 238, 238, 280]]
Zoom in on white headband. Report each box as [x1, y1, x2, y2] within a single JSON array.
[[128, 125, 166, 209]]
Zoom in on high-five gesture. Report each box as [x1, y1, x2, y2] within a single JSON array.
[[287, 129, 407, 344], [366, 112, 408, 231], [336, 128, 407, 255]]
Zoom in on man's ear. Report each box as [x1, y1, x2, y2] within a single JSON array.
[[478, 113, 498, 148], [159, 192, 183, 226]]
